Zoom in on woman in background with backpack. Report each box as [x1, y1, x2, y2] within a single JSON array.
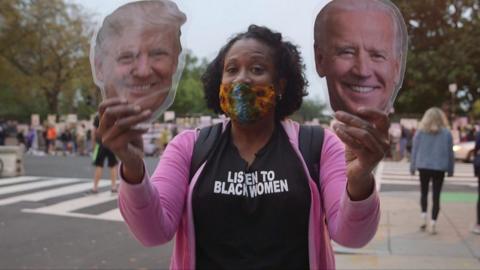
[[97, 24, 388, 269]]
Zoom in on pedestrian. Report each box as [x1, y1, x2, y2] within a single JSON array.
[[406, 127, 415, 158], [16, 129, 25, 149], [26, 127, 36, 153], [399, 125, 410, 161], [97, 18, 389, 270], [0, 119, 6, 146], [90, 114, 118, 194], [76, 123, 86, 156], [410, 107, 454, 234], [472, 129, 480, 234], [59, 128, 73, 156], [86, 128, 93, 154], [45, 124, 57, 155]]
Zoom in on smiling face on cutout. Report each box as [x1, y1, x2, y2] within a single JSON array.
[[315, 8, 401, 114], [95, 25, 180, 113]]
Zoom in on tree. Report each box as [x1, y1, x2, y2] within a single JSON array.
[[292, 98, 329, 123], [392, 0, 480, 115], [0, 0, 96, 121], [170, 52, 211, 116]]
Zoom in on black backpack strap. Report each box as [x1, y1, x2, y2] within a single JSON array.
[[298, 125, 324, 186], [299, 124, 325, 221], [189, 123, 223, 182]]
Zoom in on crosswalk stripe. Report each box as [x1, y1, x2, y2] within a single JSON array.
[[378, 161, 479, 189], [1, 176, 122, 222], [382, 174, 477, 183], [384, 171, 476, 178], [96, 208, 123, 221], [22, 208, 123, 222], [381, 179, 478, 187], [0, 181, 110, 206], [0, 178, 79, 195], [0, 176, 44, 186], [27, 191, 116, 213]]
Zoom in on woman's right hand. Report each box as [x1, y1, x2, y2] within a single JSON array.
[[96, 98, 152, 184]]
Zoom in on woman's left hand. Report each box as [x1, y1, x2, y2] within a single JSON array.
[[333, 107, 390, 201]]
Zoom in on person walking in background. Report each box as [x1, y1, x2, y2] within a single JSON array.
[[26, 127, 36, 153], [410, 107, 454, 234], [399, 125, 410, 161], [46, 124, 57, 155], [76, 123, 87, 156], [90, 114, 118, 194], [472, 129, 480, 234], [0, 119, 6, 146]]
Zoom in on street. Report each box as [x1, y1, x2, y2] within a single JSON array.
[[0, 155, 172, 270], [0, 155, 479, 269]]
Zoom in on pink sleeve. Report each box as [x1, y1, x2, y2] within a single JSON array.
[[320, 129, 380, 248], [118, 130, 196, 246]]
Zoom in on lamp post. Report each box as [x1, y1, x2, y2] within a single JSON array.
[[449, 83, 457, 125]]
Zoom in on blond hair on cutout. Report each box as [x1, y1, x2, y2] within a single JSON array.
[[418, 107, 449, 134]]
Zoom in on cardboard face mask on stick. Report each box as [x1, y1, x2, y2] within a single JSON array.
[[90, 0, 187, 123], [313, 0, 407, 114]]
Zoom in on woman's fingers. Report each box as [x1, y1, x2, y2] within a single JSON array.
[[101, 110, 151, 144], [335, 108, 389, 151], [98, 98, 127, 117], [334, 123, 386, 155], [95, 97, 152, 160], [333, 108, 391, 172], [97, 102, 150, 138], [102, 128, 148, 155]]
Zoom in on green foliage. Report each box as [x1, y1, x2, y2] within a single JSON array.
[[392, 0, 480, 115], [291, 98, 329, 123], [170, 52, 212, 116], [0, 0, 96, 119], [471, 99, 480, 119]]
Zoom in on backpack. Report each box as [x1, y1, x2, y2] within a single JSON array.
[[189, 123, 324, 190]]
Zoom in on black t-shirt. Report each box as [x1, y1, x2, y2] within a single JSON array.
[[192, 123, 311, 270]]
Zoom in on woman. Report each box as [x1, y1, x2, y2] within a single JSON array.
[[97, 25, 388, 269], [410, 107, 454, 234]]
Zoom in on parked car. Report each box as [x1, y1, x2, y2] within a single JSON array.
[[453, 141, 475, 163]]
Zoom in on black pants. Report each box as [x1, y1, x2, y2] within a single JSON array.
[[419, 169, 445, 220]]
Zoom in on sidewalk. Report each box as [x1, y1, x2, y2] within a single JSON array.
[[335, 191, 480, 269]]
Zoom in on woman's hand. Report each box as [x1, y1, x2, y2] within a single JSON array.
[[333, 107, 390, 201], [96, 97, 152, 184]]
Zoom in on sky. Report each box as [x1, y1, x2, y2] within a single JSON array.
[[70, 0, 331, 103]]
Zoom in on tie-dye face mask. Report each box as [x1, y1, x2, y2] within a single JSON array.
[[219, 83, 276, 124]]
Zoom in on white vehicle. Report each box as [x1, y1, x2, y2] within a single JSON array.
[[453, 141, 475, 163]]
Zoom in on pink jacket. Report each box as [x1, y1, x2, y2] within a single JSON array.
[[118, 119, 380, 270]]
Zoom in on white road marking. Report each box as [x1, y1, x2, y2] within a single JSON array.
[[0, 178, 78, 195], [0, 176, 44, 186], [0, 181, 109, 206]]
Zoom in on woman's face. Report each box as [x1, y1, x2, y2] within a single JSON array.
[[219, 38, 281, 124], [222, 38, 276, 87]]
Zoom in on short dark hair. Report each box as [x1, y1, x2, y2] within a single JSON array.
[[201, 24, 308, 120]]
